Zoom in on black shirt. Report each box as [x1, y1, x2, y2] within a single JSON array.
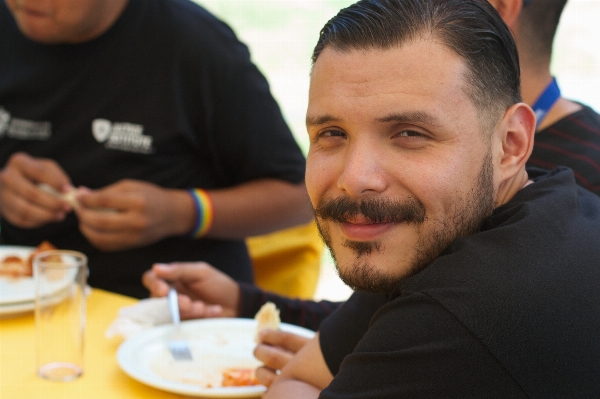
[[319, 168, 600, 398]]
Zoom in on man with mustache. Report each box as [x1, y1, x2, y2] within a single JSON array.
[[145, 0, 600, 323], [145, 0, 600, 395], [261, 0, 600, 397]]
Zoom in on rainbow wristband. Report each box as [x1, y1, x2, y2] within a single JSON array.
[[188, 188, 214, 239]]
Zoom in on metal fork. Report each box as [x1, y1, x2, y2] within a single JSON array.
[[166, 287, 193, 361]]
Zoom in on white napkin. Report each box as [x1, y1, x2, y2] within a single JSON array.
[[105, 297, 172, 340]]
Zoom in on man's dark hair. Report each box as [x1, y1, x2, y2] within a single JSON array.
[[311, 0, 521, 130], [518, 0, 568, 67]]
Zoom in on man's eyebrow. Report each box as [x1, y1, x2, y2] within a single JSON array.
[[306, 114, 341, 127], [306, 112, 443, 128], [376, 111, 443, 127]]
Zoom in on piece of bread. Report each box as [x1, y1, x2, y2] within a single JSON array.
[[254, 301, 280, 342]]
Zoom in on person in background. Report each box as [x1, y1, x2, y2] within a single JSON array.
[[491, 0, 600, 195], [0, 0, 314, 298]]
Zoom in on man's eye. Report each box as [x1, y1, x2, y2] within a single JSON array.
[[320, 129, 346, 138], [398, 129, 424, 138]]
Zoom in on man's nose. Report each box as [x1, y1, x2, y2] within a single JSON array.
[[337, 140, 387, 197]]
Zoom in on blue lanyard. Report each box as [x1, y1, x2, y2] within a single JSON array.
[[531, 77, 561, 129]]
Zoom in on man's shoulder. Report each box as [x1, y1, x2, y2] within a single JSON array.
[[508, 166, 598, 211], [131, 0, 248, 65], [138, 0, 239, 44], [570, 102, 600, 121], [545, 102, 600, 134], [531, 104, 600, 195], [400, 168, 600, 293]]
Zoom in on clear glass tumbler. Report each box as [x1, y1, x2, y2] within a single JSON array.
[[34, 250, 87, 382]]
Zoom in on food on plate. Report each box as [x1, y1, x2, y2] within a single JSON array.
[[146, 319, 270, 389], [150, 328, 262, 389], [254, 301, 280, 341], [0, 256, 29, 278], [221, 367, 260, 387], [0, 241, 57, 278], [28, 240, 60, 268], [29, 240, 58, 260]]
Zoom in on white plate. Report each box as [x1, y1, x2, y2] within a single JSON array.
[[0, 246, 80, 317], [0, 246, 36, 304], [117, 318, 315, 398], [0, 299, 36, 317]]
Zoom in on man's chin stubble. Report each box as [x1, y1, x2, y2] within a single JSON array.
[[337, 239, 408, 293], [316, 222, 419, 293], [335, 250, 404, 293]]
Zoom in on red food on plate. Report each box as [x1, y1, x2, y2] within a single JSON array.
[[221, 368, 260, 387]]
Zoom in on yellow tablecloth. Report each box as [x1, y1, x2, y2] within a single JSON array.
[[0, 289, 188, 398]]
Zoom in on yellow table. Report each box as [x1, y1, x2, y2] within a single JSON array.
[[0, 289, 188, 398]]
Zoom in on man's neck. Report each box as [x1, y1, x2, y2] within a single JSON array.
[[520, 66, 582, 132], [496, 168, 530, 207]]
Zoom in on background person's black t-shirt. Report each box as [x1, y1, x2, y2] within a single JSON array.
[[0, 0, 306, 298]]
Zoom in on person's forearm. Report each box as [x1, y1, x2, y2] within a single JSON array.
[[264, 379, 321, 399], [166, 188, 197, 236], [155, 179, 314, 241], [206, 179, 313, 238]]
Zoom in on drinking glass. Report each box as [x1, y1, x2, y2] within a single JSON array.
[[34, 250, 87, 381]]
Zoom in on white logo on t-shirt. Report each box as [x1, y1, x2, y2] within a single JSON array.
[[92, 118, 112, 142], [91, 118, 154, 154], [0, 106, 51, 140]]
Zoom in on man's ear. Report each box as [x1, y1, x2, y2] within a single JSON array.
[[497, 102, 536, 180], [487, 0, 523, 29]]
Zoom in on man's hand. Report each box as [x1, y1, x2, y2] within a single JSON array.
[[263, 332, 331, 399], [142, 262, 240, 319], [254, 329, 311, 387], [74, 179, 194, 251], [0, 152, 74, 228]]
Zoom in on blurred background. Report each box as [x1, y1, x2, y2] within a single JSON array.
[[194, 0, 600, 302]]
